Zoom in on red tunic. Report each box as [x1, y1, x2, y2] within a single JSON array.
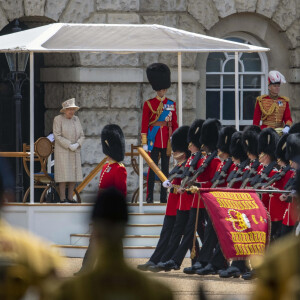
[[193, 156, 221, 208], [141, 96, 178, 149], [253, 95, 292, 129], [268, 169, 292, 221], [226, 162, 249, 189], [177, 154, 196, 211], [99, 162, 127, 196]]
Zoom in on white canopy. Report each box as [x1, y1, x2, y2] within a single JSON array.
[[0, 23, 268, 53], [0, 23, 269, 206]]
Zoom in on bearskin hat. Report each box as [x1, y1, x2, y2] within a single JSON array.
[[230, 132, 248, 161], [172, 126, 190, 157], [258, 128, 279, 160], [146, 63, 171, 91], [200, 119, 221, 151], [217, 126, 237, 155], [92, 187, 128, 224], [101, 124, 125, 162], [289, 122, 300, 134], [286, 133, 300, 162], [187, 119, 204, 149], [242, 125, 261, 156], [275, 134, 289, 164]]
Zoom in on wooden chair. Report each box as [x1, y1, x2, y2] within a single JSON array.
[[130, 144, 160, 203], [22, 137, 81, 203]]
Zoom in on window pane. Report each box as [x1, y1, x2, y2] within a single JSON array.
[[223, 91, 235, 120], [223, 75, 234, 88], [243, 91, 260, 120], [243, 75, 261, 88], [206, 75, 220, 88], [224, 60, 242, 72], [206, 53, 226, 72], [241, 52, 261, 71], [206, 91, 220, 119]]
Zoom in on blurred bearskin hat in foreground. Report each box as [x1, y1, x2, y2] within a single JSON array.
[[187, 119, 204, 149], [200, 118, 221, 151], [146, 63, 171, 91], [217, 126, 237, 155], [289, 122, 300, 134], [230, 131, 248, 162], [101, 124, 125, 162], [258, 128, 279, 160], [286, 133, 300, 163], [171, 125, 190, 157], [92, 187, 128, 224], [242, 125, 261, 157], [276, 134, 289, 164]]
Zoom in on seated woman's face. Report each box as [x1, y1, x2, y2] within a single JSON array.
[[65, 108, 76, 119]]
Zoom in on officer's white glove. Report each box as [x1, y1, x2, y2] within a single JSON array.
[[143, 144, 148, 152], [69, 143, 79, 151], [163, 180, 172, 188], [282, 126, 290, 134], [295, 223, 300, 236]]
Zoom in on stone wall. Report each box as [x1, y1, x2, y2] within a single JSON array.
[[0, 0, 299, 201]]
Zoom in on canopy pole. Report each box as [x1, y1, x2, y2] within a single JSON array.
[[139, 153, 144, 213], [178, 52, 182, 126], [234, 52, 239, 131], [30, 52, 34, 204]]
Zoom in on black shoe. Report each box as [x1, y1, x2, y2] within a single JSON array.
[[163, 260, 180, 271], [183, 261, 203, 274], [67, 199, 77, 203], [148, 261, 165, 273], [219, 266, 241, 278], [137, 260, 156, 271], [59, 199, 67, 203], [196, 263, 217, 275], [146, 196, 153, 203], [160, 198, 167, 203], [242, 270, 256, 280]]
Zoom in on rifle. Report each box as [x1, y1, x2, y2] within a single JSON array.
[[182, 150, 218, 188], [251, 161, 277, 189], [211, 158, 233, 188], [261, 165, 291, 188], [240, 159, 261, 189], [167, 160, 187, 181], [227, 159, 250, 188]]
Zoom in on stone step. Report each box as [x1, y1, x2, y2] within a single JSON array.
[[127, 203, 166, 214], [128, 213, 165, 224], [70, 234, 161, 247], [126, 224, 163, 235]]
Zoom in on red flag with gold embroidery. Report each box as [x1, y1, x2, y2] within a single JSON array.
[[200, 188, 270, 260]]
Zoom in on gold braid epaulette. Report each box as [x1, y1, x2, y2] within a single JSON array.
[[146, 100, 164, 125], [256, 95, 277, 121], [280, 95, 290, 102]]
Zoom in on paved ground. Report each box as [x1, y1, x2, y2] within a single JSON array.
[[58, 258, 255, 300]]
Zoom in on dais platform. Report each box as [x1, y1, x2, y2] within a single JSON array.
[[2, 203, 168, 258]]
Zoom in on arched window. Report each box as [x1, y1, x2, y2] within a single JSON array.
[[206, 36, 268, 126]]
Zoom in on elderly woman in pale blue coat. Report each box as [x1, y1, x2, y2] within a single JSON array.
[[53, 98, 85, 203]]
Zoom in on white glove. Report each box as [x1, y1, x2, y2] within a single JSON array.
[[143, 144, 148, 152], [163, 180, 172, 188], [282, 126, 290, 134], [295, 223, 300, 236], [69, 143, 79, 151]]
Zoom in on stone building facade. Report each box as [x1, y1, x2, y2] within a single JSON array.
[[0, 0, 299, 201]]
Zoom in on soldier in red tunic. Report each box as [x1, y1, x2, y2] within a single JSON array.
[[141, 63, 178, 203], [253, 70, 292, 133]]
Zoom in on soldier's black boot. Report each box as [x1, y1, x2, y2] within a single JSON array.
[[146, 195, 153, 203], [137, 260, 156, 271], [183, 261, 203, 274]]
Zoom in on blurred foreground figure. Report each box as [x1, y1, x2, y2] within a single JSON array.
[[0, 159, 62, 300], [50, 188, 173, 300], [251, 169, 300, 300]]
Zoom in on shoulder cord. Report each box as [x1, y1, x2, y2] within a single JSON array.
[[146, 100, 164, 125]]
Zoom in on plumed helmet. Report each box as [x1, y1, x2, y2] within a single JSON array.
[[146, 63, 171, 91], [242, 125, 261, 157], [258, 128, 279, 160], [92, 187, 128, 224], [230, 132, 248, 161], [286, 133, 300, 162], [268, 70, 286, 85], [275, 134, 289, 164], [187, 119, 205, 149], [200, 119, 221, 151], [217, 126, 237, 155], [101, 124, 125, 162], [289, 122, 300, 134], [171, 126, 190, 157]]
